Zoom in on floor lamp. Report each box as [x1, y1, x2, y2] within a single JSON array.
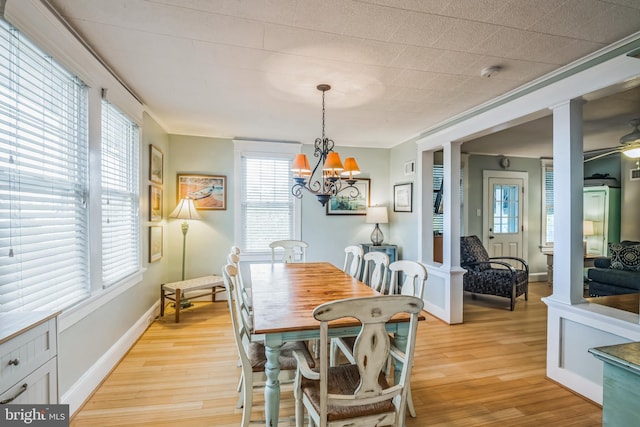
[[169, 197, 200, 306]]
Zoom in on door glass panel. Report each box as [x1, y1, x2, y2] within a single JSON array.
[[493, 184, 519, 233]]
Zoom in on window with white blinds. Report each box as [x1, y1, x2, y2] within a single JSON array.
[[433, 165, 444, 233], [241, 156, 295, 255], [0, 20, 89, 313], [541, 160, 554, 247], [101, 99, 140, 287]]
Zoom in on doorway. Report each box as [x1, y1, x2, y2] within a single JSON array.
[[482, 170, 529, 264]]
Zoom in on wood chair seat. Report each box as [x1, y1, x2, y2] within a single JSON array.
[[300, 364, 396, 422], [248, 341, 315, 372]]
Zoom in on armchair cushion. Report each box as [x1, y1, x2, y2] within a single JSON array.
[[460, 235, 491, 272], [609, 242, 640, 272]]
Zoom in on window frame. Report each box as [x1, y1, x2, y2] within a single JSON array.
[[0, 19, 90, 313], [541, 159, 554, 251], [233, 140, 302, 262]]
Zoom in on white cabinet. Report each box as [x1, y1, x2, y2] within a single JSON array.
[[0, 312, 59, 405], [583, 186, 621, 256]]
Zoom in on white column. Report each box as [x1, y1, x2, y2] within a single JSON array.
[[550, 99, 585, 305], [443, 141, 464, 324], [443, 141, 462, 268]]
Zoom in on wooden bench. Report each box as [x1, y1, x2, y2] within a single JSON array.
[[160, 275, 225, 322]]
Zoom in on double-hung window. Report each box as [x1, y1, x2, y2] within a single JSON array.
[[234, 140, 300, 260], [101, 99, 140, 287], [0, 20, 89, 313], [541, 159, 554, 250]]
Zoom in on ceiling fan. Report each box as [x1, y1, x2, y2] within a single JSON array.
[[584, 118, 640, 162]]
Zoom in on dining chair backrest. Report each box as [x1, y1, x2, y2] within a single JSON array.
[[269, 239, 308, 264], [389, 260, 428, 299], [228, 252, 251, 308], [230, 245, 241, 255], [222, 264, 253, 355], [362, 251, 390, 293], [295, 295, 424, 426], [343, 245, 364, 278]]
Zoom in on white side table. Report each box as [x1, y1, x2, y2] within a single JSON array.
[[160, 275, 225, 322]]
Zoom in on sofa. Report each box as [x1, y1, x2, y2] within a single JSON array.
[[587, 241, 640, 296]]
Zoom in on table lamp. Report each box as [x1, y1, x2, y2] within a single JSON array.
[[366, 206, 388, 246], [583, 220, 594, 255]]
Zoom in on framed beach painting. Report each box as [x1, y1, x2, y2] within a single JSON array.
[[149, 144, 163, 184], [149, 226, 163, 262], [149, 185, 162, 221], [176, 174, 226, 210], [326, 178, 370, 215]]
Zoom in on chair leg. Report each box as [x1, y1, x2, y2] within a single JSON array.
[[330, 339, 337, 366], [241, 373, 253, 427], [407, 386, 417, 417]]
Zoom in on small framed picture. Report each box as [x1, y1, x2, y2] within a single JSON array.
[[326, 178, 370, 215], [177, 174, 226, 210], [394, 183, 413, 212], [149, 144, 163, 184], [149, 185, 162, 222], [404, 160, 415, 176], [149, 226, 163, 262]]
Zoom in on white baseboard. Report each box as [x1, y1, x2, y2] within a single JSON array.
[[529, 272, 548, 283], [61, 301, 160, 416]]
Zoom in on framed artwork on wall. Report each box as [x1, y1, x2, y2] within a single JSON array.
[[326, 178, 370, 215], [394, 182, 413, 212], [149, 185, 162, 221], [149, 226, 163, 262], [149, 144, 163, 184], [177, 174, 226, 210]]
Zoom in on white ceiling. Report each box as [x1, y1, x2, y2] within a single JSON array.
[[47, 0, 640, 154]]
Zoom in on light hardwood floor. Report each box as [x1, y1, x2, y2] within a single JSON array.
[[70, 282, 602, 426]]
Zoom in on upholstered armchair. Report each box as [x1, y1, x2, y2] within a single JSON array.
[[460, 235, 529, 311]]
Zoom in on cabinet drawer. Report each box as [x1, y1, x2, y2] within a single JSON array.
[[0, 357, 57, 404], [0, 319, 57, 393]]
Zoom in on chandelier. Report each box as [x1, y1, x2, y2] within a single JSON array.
[[291, 84, 361, 206]]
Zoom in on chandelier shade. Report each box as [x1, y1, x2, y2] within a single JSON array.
[[291, 84, 362, 206]]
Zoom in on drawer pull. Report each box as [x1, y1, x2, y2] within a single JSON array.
[[8, 358, 20, 366], [0, 383, 28, 404]]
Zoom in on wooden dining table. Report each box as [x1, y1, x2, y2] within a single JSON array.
[[249, 261, 421, 427]]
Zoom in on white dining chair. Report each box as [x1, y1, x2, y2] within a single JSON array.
[[228, 252, 251, 309], [388, 259, 428, 418], [343, 245, 364, 278], [292, 295, 424, 427], [362, 251, 390, 293], [222, 264, 315, 426], [389, 260, 428, 299], [269, 239, 308, 264], [331, 250, 390, 366], [333, 259, 427, 418]]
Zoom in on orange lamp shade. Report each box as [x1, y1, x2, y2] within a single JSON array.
[[323, 152, 344, 173], [291, 154, 311, 177], [341, 157, 361, 177]]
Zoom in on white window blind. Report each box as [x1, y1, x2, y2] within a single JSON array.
[[0, 20, 89, 313], [433, 165, 444, 233], [241, 156, 295, 254], [101, 99, 139, 287], [542, 161, 554, 246]]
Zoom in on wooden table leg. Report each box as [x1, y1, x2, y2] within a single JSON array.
[[263, 335, 283, 427]]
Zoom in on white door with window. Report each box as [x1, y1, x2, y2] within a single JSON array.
[[482, 171, 528, 264]]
